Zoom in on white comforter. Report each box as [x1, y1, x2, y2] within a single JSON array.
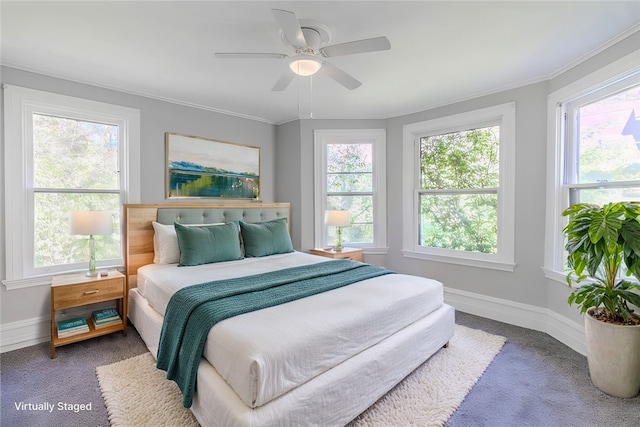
[[137, 252, 444, 408]]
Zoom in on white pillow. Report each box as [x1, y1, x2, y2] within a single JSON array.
[[152, 222, 180, 264], [152, 221, 224, 264]]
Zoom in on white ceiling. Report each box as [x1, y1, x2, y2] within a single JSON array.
[[2, 1, 640, 124]]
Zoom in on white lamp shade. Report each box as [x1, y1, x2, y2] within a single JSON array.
[[289, 56, 322, 76], [325, 210, 351, 227], [70, 211, 113, 236]]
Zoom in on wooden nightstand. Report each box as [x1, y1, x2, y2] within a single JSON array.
[[309, 247, 364, 262], [50, 271, 127, 358]]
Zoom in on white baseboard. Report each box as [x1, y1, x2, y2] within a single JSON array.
[[1, 289, 587, 355], [0, 302, 117, 353], [0, 315, 50, 353], [444, 287, 586, 356], [545, 309, 586, 355]]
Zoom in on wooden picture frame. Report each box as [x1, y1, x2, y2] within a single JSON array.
[[165, 132, 260, 199]]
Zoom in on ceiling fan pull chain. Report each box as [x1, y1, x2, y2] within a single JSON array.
[[298, 76, 313, 119], [306, 77, 313, 119]]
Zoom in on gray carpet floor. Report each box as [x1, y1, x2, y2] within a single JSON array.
[[1, 311, 638, 427]]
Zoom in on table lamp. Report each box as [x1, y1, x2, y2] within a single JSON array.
[[325, 210, 351, 252], [70, 211, 113, 276]]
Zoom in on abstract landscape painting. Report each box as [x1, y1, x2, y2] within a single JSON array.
[[166, 132, 260, 199]]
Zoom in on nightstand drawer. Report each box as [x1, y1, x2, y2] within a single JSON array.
[[52, 279, 124, 309], [309, 247, 364, 262], [333, 253, 362, 261]]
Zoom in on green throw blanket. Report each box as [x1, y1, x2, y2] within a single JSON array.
[[156, 259, 393, 408]]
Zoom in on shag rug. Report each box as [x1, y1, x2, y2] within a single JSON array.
[[96, 324, 505, 427]]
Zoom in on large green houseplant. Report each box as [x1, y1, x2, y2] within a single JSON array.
[[562, 201, 640, 398]]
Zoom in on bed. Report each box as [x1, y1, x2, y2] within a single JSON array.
[[123, 202, 455, 427]]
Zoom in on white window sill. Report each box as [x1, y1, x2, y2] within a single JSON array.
[[542, 267, 639, 289], [3, 265, 124, 291], [324, 246, 389, 255], [542, 267, 570, 287], [2, 275, 53, 291], [402, 250, 516, 272]]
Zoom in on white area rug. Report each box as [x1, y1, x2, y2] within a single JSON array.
[[96, 324, 505, 427]]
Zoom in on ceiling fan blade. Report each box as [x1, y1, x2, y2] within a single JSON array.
[[272, 9, 307, 48], [272, 69, 295, 91], [215, 53, 288, 59], [321, 36, 391, 57], [318, 62, 362, 90]]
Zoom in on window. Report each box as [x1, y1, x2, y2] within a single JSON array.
[[403, 103, 515, 271], [33, 115, 121, 270], [419, 126, 499, 253], [314, 129, 387, 252], [3, 85, 140, 288], [544, 53, 640, 281], [565, 85, 640, 206]]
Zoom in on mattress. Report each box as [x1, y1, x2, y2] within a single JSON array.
[[129, 288, 455, 427], [137, 252, 446, 408]]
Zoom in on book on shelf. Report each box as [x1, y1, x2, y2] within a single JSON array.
[[58, 329, 88, 338], [91, 308, 122, 328], [91, 317, 122, 329], [58, 329, 89, 337], [57, 317, 88, 331], [92, 308, 120, 322], [57, 317, 89, 338]]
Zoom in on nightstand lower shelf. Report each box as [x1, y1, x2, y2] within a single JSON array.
[[52, 317, 126, 348]]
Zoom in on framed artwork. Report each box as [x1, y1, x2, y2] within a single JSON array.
[[166, 132, 260, 199]]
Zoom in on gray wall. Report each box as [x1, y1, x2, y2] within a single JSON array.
[[546, 30, 640, 326], [277, 85, 550, 313], [279, 119, 387, 251], [274, 120, 302, 247], [384, 82, 549, 308], [0, 66, 277, 325], [277, 32, 640, 331], [1, 29, 639, 345]]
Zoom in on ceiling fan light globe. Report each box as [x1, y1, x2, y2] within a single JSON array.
[[289, 57, 322, 76]]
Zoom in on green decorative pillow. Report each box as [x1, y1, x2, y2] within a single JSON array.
[[240, 218, 294, 257], [175, 222, 242, 266]]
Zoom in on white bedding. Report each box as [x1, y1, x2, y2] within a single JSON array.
[[138, 252, 446, 408], [129, 288, 455, 427], [138, 252, 328, 314]]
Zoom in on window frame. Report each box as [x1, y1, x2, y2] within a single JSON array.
[[3, 85, 140, 289], [565, 83, 640, 206], [313, 129, 387, 253], [543, 51, 640, 284], [402, 103, 516, 271]]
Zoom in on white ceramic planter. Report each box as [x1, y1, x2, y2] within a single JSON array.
[[584, 309, 640, 398]]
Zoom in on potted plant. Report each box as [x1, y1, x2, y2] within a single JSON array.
[[563, 201, 640, 398]]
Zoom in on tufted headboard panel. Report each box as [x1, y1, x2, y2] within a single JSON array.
[[156, 206, 289, 226], [123, 203, 290, 290]]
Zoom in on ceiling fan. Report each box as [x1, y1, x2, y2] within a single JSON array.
[[215, 9, 391, 91]]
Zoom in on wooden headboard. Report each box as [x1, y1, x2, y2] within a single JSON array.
[[123, 202, 291, 289]]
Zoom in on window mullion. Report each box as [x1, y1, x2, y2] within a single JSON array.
[[33, 188, 121, 194], [327, 191, 374, 196], [418, 188, 498, 195], [566, 180, 640, 190], [327, 171, 372, 175]]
